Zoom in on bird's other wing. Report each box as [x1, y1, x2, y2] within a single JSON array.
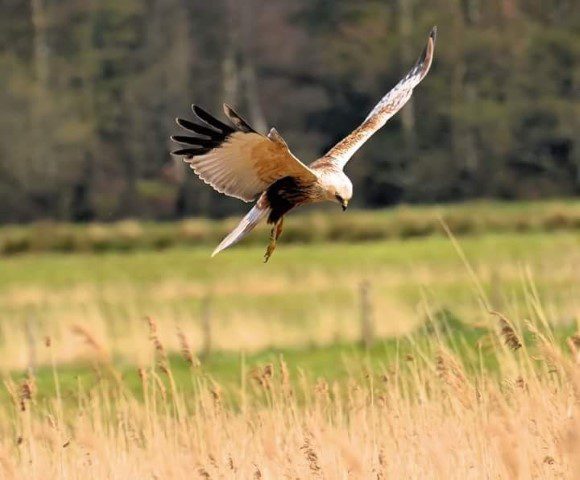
[[172, 104, 317, 202], [319, 26, 437, 170]]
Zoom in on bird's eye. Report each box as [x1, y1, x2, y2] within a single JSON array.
[[335, 194, 343, 203]]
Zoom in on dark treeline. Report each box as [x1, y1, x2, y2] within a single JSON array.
[[0, 0, 578, 222]]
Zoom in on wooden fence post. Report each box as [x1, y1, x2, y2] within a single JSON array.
[[359, 280, 375, 349], [200, 294, 212, 359], [25, 315, 37, 374]]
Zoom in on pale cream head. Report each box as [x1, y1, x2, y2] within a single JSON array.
[[317, 170, 353, 210]]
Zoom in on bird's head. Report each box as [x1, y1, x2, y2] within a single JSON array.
[[332, 174, 353, 211]]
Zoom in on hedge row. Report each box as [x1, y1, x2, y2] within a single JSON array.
[[0, 201, 578, 256]]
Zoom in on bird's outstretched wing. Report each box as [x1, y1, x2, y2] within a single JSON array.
[[172, 105, 317, 202], [318, 26, 437, 170]]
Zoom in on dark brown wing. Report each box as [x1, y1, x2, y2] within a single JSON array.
[[171, 104, 317, 202]]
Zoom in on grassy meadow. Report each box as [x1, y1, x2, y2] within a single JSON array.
[[0, 201, 579, 478]]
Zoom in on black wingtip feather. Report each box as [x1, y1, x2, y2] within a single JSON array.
[[171, 147, 212, 157], [192, 105, 235, 134], [171, 135, 220, 148], [223, 104, 256, 133], [176, 117, 223, 139], [414, 26, 437, 72], [430, 26, 437, 42], [171, 105, 258, 158]]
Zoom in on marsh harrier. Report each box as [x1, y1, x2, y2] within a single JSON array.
[[172, 27, 437, 261]]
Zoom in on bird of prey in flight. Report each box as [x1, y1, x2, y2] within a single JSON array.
[[172, 27, 437, 262]]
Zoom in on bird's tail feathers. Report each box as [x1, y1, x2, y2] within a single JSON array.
[[211, 203, 269, 257]]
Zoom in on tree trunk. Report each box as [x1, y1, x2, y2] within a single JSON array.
[[450, 0, 480, 196], [222, 0, 240, 106], [464, 0, 481, 24], [241, 60, 268, 133], [240, 0, 267, 133], [31, 0, 49, 87], [30, 0, 52, 188], [72, 0, 99, 222]]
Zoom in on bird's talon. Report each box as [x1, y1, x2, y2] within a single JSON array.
[[263, 220, 283, 263], [264, 239, 276, 263]]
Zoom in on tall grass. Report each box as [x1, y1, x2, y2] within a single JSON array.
[[0, 306, 578, 479]]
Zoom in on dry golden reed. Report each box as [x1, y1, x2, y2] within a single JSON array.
[[251, 363, 274, 390], [176, 326, 200, 368], [0, 331, 577, 479], [491, 310, 523, 351], [435, 347, 476, 408], [70, 324, 108, 359], [146, 316, 169, 374], [301, 433, 322, 476], [568, 334, 580, 364], [253, 464, 262, 479], [18, 377, 35, 412], [279, 356, 292, 397]]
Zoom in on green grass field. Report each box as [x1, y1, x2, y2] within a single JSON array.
[[0, 222, 577, 378]]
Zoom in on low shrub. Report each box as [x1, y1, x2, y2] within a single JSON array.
[[0, 200, 577, 256]]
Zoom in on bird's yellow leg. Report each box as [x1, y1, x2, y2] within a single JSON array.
[[263, 217, 284, 263]]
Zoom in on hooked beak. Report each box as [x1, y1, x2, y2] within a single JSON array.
[[341, 199, 349, 211]]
